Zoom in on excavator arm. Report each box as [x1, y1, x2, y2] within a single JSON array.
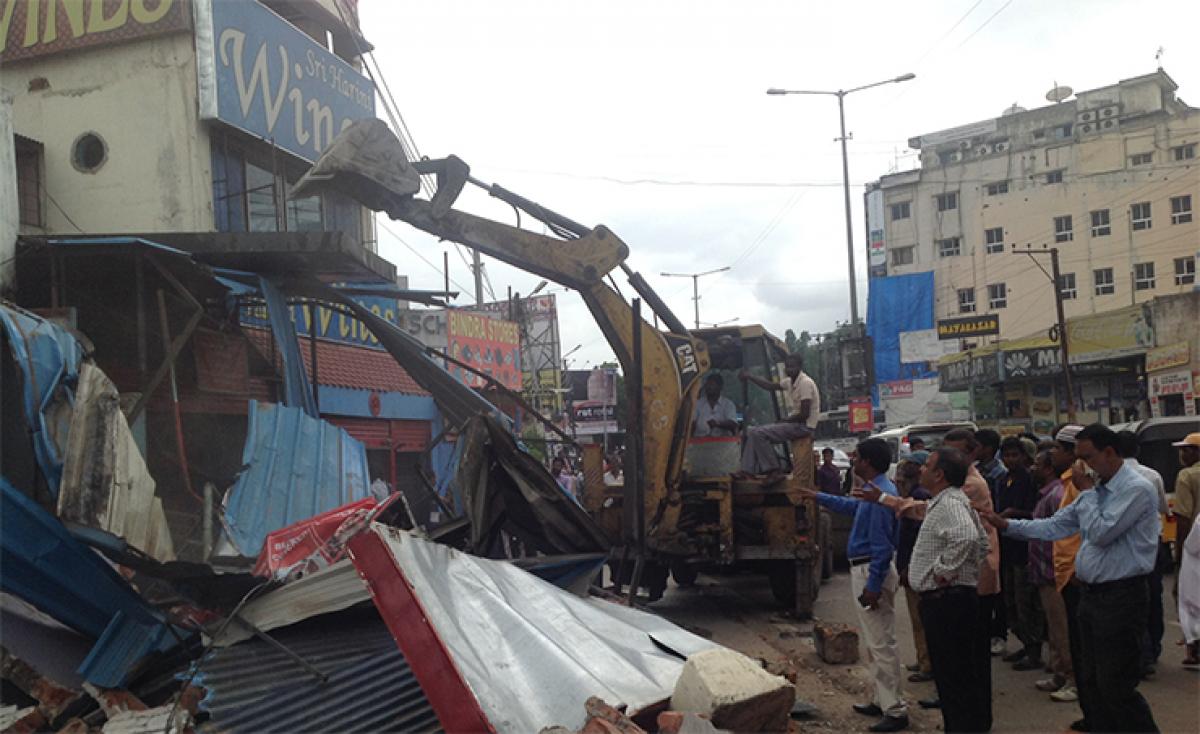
[[293, 120, 709, 551]]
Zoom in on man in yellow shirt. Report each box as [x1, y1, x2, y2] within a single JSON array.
[[1049, 426, 1090, 731], [1173, 433, 1200, 581]]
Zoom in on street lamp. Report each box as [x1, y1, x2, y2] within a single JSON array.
[[661, 266, 731, 329], [766, 73, 915, 325]]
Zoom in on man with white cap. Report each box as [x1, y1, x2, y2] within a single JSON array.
[[981, 424, 1160, 734]]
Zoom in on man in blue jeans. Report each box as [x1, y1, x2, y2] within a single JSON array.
[[803, 437, 906, 732]]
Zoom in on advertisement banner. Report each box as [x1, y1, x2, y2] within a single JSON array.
[[940, 351, 1001, 392], [937, 314, 1000, 340], [848, 400, 874, 433], [1145, 341, 1190, 373], [879, 380, 914, 400], [1067, 304, 1154, 364], [571, 400, 618, 436], [899, 329, 959, 363], [196, 0, 376, 162], [865, 188, 887, 279], [446, 310, 521, 391], [241, 292, 402, 350], [474, 294, 560, 378], [1, 0, 192, 64]]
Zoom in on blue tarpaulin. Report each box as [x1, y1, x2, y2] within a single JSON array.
[[866, 272, 936, 389], [0, 304, 84, 498], [221, 401, 370, 557]]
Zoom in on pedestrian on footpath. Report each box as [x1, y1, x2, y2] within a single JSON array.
[[907, 447, 992, 733], [982, 424, 1160, 734], [1173, 432, 1200, 666], [1027, 450, 1077, 702], [975, 428, 1009, 656], [894, 456, 933, 683], [1049, 426, 1092, 729], [1117, 430, 1170, 676], [803, 437, 908, 732], [996, 436, 1044, 671]]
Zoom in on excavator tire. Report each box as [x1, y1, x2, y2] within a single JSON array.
[[769, 559, 819, 618], [671, 563, 699, 587]]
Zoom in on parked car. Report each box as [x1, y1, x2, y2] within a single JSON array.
[[872, 422, 978, 477]]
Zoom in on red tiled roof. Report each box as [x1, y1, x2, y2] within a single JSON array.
[[244, 328, 429, 396]]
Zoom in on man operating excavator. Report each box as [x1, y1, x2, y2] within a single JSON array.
[[734, 353, 820, 483]]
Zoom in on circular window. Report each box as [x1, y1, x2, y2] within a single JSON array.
[[71, 132, 107, 173]]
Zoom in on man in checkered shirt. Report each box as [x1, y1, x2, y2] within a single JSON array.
[[905, 447, 991, 733]]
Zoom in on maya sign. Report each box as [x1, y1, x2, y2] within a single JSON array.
[[196, 0, 376, 162]]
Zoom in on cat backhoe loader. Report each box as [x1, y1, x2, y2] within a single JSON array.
[[293, 119, 827, 615]]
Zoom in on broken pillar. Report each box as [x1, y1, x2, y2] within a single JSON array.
[[670, 649, 794, 732], [813, 620, 860, 664]]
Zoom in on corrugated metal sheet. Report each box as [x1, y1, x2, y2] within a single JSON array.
[[194, 610, 439, 734], [328, 417, 430, 451], [221, 401, 370, 557]]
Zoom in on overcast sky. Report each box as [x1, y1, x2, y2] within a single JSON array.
[[360, 0, 1200, 370]]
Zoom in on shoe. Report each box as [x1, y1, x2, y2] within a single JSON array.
[[1035, 676, 1063, 692], [1002, 649, 1027, 663], [907, 671, 934, 683], [905, 663, 920, 672], [917, 698, 941, 709], [853, 703, 883, 717], [1050, 685, 1079, 703], [990, 637, 1006, 655], [1013, 658, 1043, 671], [1069, 718, 1090, 732], [868, 715, 909, 732]]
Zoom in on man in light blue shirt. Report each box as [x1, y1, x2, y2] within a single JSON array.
[[982, 424, 1159, 734], [804, 437, 906, 732]]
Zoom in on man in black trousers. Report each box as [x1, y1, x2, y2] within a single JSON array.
[[907, 447, 992, 732]]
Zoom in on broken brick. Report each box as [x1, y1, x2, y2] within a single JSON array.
[[813, 621, 859, 665]]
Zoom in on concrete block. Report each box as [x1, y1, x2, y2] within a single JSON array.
[[813, 620, 859, 664], [670, 648, 795, 732]]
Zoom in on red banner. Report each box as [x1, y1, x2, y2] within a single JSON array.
[[253, 497, 379, 580], [848, 400, 875, 433], [447, 310, 522, 391]]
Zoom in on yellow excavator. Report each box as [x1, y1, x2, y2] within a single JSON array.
[[293, 120, 828, 614]]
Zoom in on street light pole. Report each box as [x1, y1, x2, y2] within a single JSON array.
[[767, 73, 915, 325], [661, 266, 731, 329]]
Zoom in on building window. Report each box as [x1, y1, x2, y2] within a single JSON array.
[[1172, 143, 1196, 161], [988, 283, 1007, 309], [935, 192, 958, 211], [890, 201, 911, 220], [1053, 123, 1073, 139], [1134, 262, 1155, 291], [1176, 257, 1196, 286], [1059, 272, 1077, 300], [15, 137, 43, 227], [958, 288, 976, 314], [890, 246, 915, 266], [211, 137, 356, 239], [1032, 129, 1046, 141], [1094, 267, 1115, 296], [984, 227, 1005, 254], [1054, 215, 1074, 242], [937, 237, 962, 257], [985, 181, 1009, 196], [1129, 152, 1153, 166], [1171, 195, 1193, 224], [1090, 209, 1111, 236], [938, 150, 959, 166], [1131, 201, 1152, 230], [1045, 170, 1064, 184], [70, 132, 107, 173]]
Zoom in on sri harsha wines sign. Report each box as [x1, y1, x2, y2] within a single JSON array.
[[0, 0, 192, 64]]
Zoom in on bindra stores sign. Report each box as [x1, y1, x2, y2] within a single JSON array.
[[1, 0, 192, 64], [194, 0, 376, 162]]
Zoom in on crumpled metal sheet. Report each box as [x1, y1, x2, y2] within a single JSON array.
[[350, 525, 718, 733], [57, 362, 175, 563], [220, 401, 370, 557], [194, 609, 439, 734], [0, 302, 84, 498]]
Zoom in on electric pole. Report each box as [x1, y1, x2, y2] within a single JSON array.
[[661, 266, 731, 329], [1012, 244, 1076, 422]]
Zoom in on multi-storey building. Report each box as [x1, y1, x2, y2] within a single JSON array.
[[866, 70, 1198, 429]]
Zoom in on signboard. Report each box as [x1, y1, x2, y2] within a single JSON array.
[[571, 400, 618, 436], [242, 292, 401, 350], [1, 0, 192, 63], [1148, 368, 1197, 418], [474, 294, 560, 381], [1146, 341, 1190, 373], [899, 329, 959, 363], [195, 0, 376, 162], [940, 352, 1001, 392], [446, 310, 521, 391], [848, 400, 874, 433], [402, 309, 448, 351], [865, 188, 887, 279], [879, 380, 914, 400], [1067, 304, 1153, 364], [1002, 346, 1063, 379], [937, 315, 1000, 340]]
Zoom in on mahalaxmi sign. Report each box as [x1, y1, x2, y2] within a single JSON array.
[[936, 315, 1000, 340]]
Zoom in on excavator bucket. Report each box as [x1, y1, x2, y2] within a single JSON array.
[[290, 119, 462, 215]]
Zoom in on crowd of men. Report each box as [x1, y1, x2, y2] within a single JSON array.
[[805, 425, 1200, 733]]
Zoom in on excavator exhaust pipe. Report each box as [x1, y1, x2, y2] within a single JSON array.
[[290, 119, 468, 218]]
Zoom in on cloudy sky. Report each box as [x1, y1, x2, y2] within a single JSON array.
[[360, 0, 1200, 369]]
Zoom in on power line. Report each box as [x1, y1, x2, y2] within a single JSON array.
[[375, 218, 475, 296], [954, 0, 1015, 50]]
